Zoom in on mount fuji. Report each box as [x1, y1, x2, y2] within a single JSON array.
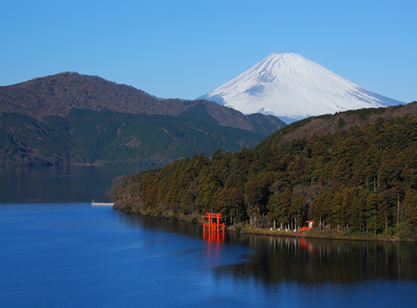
[[199, 53, 404, 123]]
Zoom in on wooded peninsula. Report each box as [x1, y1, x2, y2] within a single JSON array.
[[110, 102, 417, 241]]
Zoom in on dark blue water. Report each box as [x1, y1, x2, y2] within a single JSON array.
[[0, 165, 149, 203], [1, 167, 417, 307]]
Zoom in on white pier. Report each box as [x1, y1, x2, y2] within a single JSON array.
[[91, 200, 115, 206]]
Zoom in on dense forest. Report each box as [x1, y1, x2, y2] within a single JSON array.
[[0, 108, 268, 166], [112, 103, 417, 239]]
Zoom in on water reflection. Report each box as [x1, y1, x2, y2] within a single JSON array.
[[117, 211, 204, 238], [0, 165, 155, 203], [203, 231, 225, 243], [225, 234, 417, 285], [121, 212, 417, 285], [118, 212, 250, 269]]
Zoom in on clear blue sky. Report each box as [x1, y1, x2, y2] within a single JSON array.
[[1, 0, 416, 103]]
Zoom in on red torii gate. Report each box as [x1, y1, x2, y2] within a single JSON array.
[[203, 212, 225, 233], [300, 220, 314, 233]]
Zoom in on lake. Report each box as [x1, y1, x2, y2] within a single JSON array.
[[1, 166, 416, 307]]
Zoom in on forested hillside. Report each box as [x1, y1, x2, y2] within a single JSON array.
[[0, 72, 287, 166], [112, 102, 417, 238], [0, 108, 265, 166]]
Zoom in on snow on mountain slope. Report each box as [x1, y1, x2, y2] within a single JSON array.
[[199, 53, 404, 123]]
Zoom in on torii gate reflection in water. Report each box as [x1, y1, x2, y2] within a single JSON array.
[[203, 212, 225, 243]]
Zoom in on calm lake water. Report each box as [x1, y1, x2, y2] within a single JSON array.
[[1, 166, 416, 307]]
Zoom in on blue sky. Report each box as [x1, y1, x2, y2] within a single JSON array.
[[1, 0, 416, 103]]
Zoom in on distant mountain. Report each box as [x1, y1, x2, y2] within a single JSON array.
[[0, 72, 285, 166], [0, 108, 266, 166], [0, 72, 285, 135], [199, 53, 404, 123]]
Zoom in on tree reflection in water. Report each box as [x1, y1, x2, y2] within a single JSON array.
[[224, 233, 417, 285], [120, 212, 417, 285]]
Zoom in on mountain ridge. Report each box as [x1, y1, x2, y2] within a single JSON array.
[[0, 72, 285, 135], [0, 72, 287, 166]]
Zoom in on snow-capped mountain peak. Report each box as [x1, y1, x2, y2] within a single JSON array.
[[199, 53, 403, 123]]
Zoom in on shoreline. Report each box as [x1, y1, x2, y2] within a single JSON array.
[[236, 225, 416, 242], [115, 205, 416, 242]]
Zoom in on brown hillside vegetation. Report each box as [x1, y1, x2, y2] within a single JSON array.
[[0, 72, 285, 135], [276, 104, 414, 145]]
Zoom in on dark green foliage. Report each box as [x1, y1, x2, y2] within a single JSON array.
[[247, 113, 287, 136], [337, 117, 346, 129], [178, 103, 219, 125], [0, 113, 71, 164], [0, 108, 266, 166], [118, 110, 417, 236]]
